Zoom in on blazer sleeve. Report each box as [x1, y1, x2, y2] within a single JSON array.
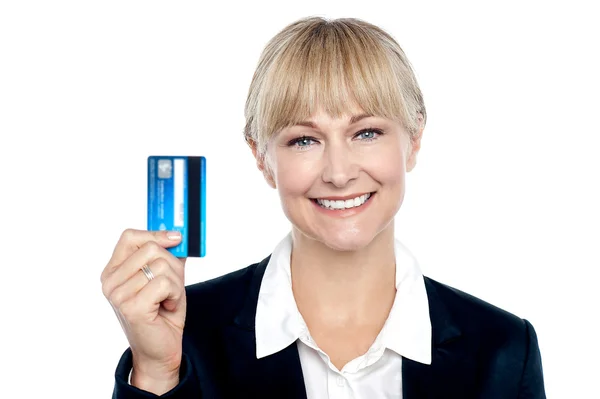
[[517, 319, 546, 399], [112, 348, 201, 398]]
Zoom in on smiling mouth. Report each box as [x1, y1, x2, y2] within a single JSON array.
[[311, 192, 375, 210]]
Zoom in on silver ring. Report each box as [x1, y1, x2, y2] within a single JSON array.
[[141, 264, 155, 281]]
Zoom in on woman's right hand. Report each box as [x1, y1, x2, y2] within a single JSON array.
[[101, 228, 187, 395]]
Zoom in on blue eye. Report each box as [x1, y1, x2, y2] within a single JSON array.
[[356, 128, 383, 141], [359, 131, 376, 139], [289, 136, 317, 148]]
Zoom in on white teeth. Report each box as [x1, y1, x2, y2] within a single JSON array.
[[316, 193, 372, 210]]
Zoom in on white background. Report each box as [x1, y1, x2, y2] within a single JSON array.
[[1, 1, 598, 397]]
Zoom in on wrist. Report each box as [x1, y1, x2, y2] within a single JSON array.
[[130, 367, 180, 395]]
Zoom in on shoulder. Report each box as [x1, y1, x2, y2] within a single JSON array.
[[424, 276, 536, 347], [183, 256, 270, 326], [423, 277, 545, 393], [185, 261, 260, 300]]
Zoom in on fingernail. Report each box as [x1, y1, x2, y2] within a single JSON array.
[[167, 231, 181, 240]]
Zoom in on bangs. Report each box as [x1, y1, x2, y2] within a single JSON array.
[[245, 18, 426, 153]]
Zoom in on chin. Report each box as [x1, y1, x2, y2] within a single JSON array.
[[314, 227, 380, 252]]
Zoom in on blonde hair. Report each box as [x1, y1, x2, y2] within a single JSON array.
[[244, 16, 427, 155]]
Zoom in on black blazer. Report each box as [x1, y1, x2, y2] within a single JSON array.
[[112, 255, 546, 398]]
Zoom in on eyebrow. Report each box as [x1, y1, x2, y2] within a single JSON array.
[[293, 113, 372, 128]]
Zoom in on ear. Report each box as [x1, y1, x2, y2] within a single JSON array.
[[250, 140, 277, 189], [406, 114, 425, 173]]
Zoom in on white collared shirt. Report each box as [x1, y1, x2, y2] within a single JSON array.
[[255, 233, 432, 398]]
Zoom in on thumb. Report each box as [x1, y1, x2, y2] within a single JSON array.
[[150, 230, 182, 248]]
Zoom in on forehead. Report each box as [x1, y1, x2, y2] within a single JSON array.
[[292, 110, 373, 129]]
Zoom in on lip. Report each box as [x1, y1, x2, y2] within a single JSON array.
[[310, 192, 372, 201], [310, 192, 375, 217]]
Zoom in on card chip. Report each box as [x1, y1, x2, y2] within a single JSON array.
[[158, 159, 172, 179]]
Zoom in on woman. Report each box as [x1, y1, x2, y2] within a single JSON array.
[[102, 16, 545, 398]]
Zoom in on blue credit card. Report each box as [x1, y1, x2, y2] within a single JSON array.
[[147, 156, 206, 257]]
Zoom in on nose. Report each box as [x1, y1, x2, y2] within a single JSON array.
[[321, 141, 360, 188]]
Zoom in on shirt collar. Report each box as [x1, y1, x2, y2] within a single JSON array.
[[255, 233, 432, 365]]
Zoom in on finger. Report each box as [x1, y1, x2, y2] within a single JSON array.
[[121, 241, 185, 281], [107, 257, 181, 310], [109, 229, 182, 271], [101, 229, 182, 283], [102, 242, 184, 300], [119, 275, 184, 324]]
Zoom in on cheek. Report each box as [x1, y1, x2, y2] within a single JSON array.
[[365, 143, 407, 186], [274, 152, 321, 198]]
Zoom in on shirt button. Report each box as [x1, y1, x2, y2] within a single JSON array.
[[336, 376, 345, 387]]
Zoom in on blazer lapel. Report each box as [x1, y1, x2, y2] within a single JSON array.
[[227, 257, 477, 398], [227, 256, 308, 399], [402, 277, 478, 398]]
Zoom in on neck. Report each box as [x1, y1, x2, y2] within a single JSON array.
[[290, 223, 397, 326]]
